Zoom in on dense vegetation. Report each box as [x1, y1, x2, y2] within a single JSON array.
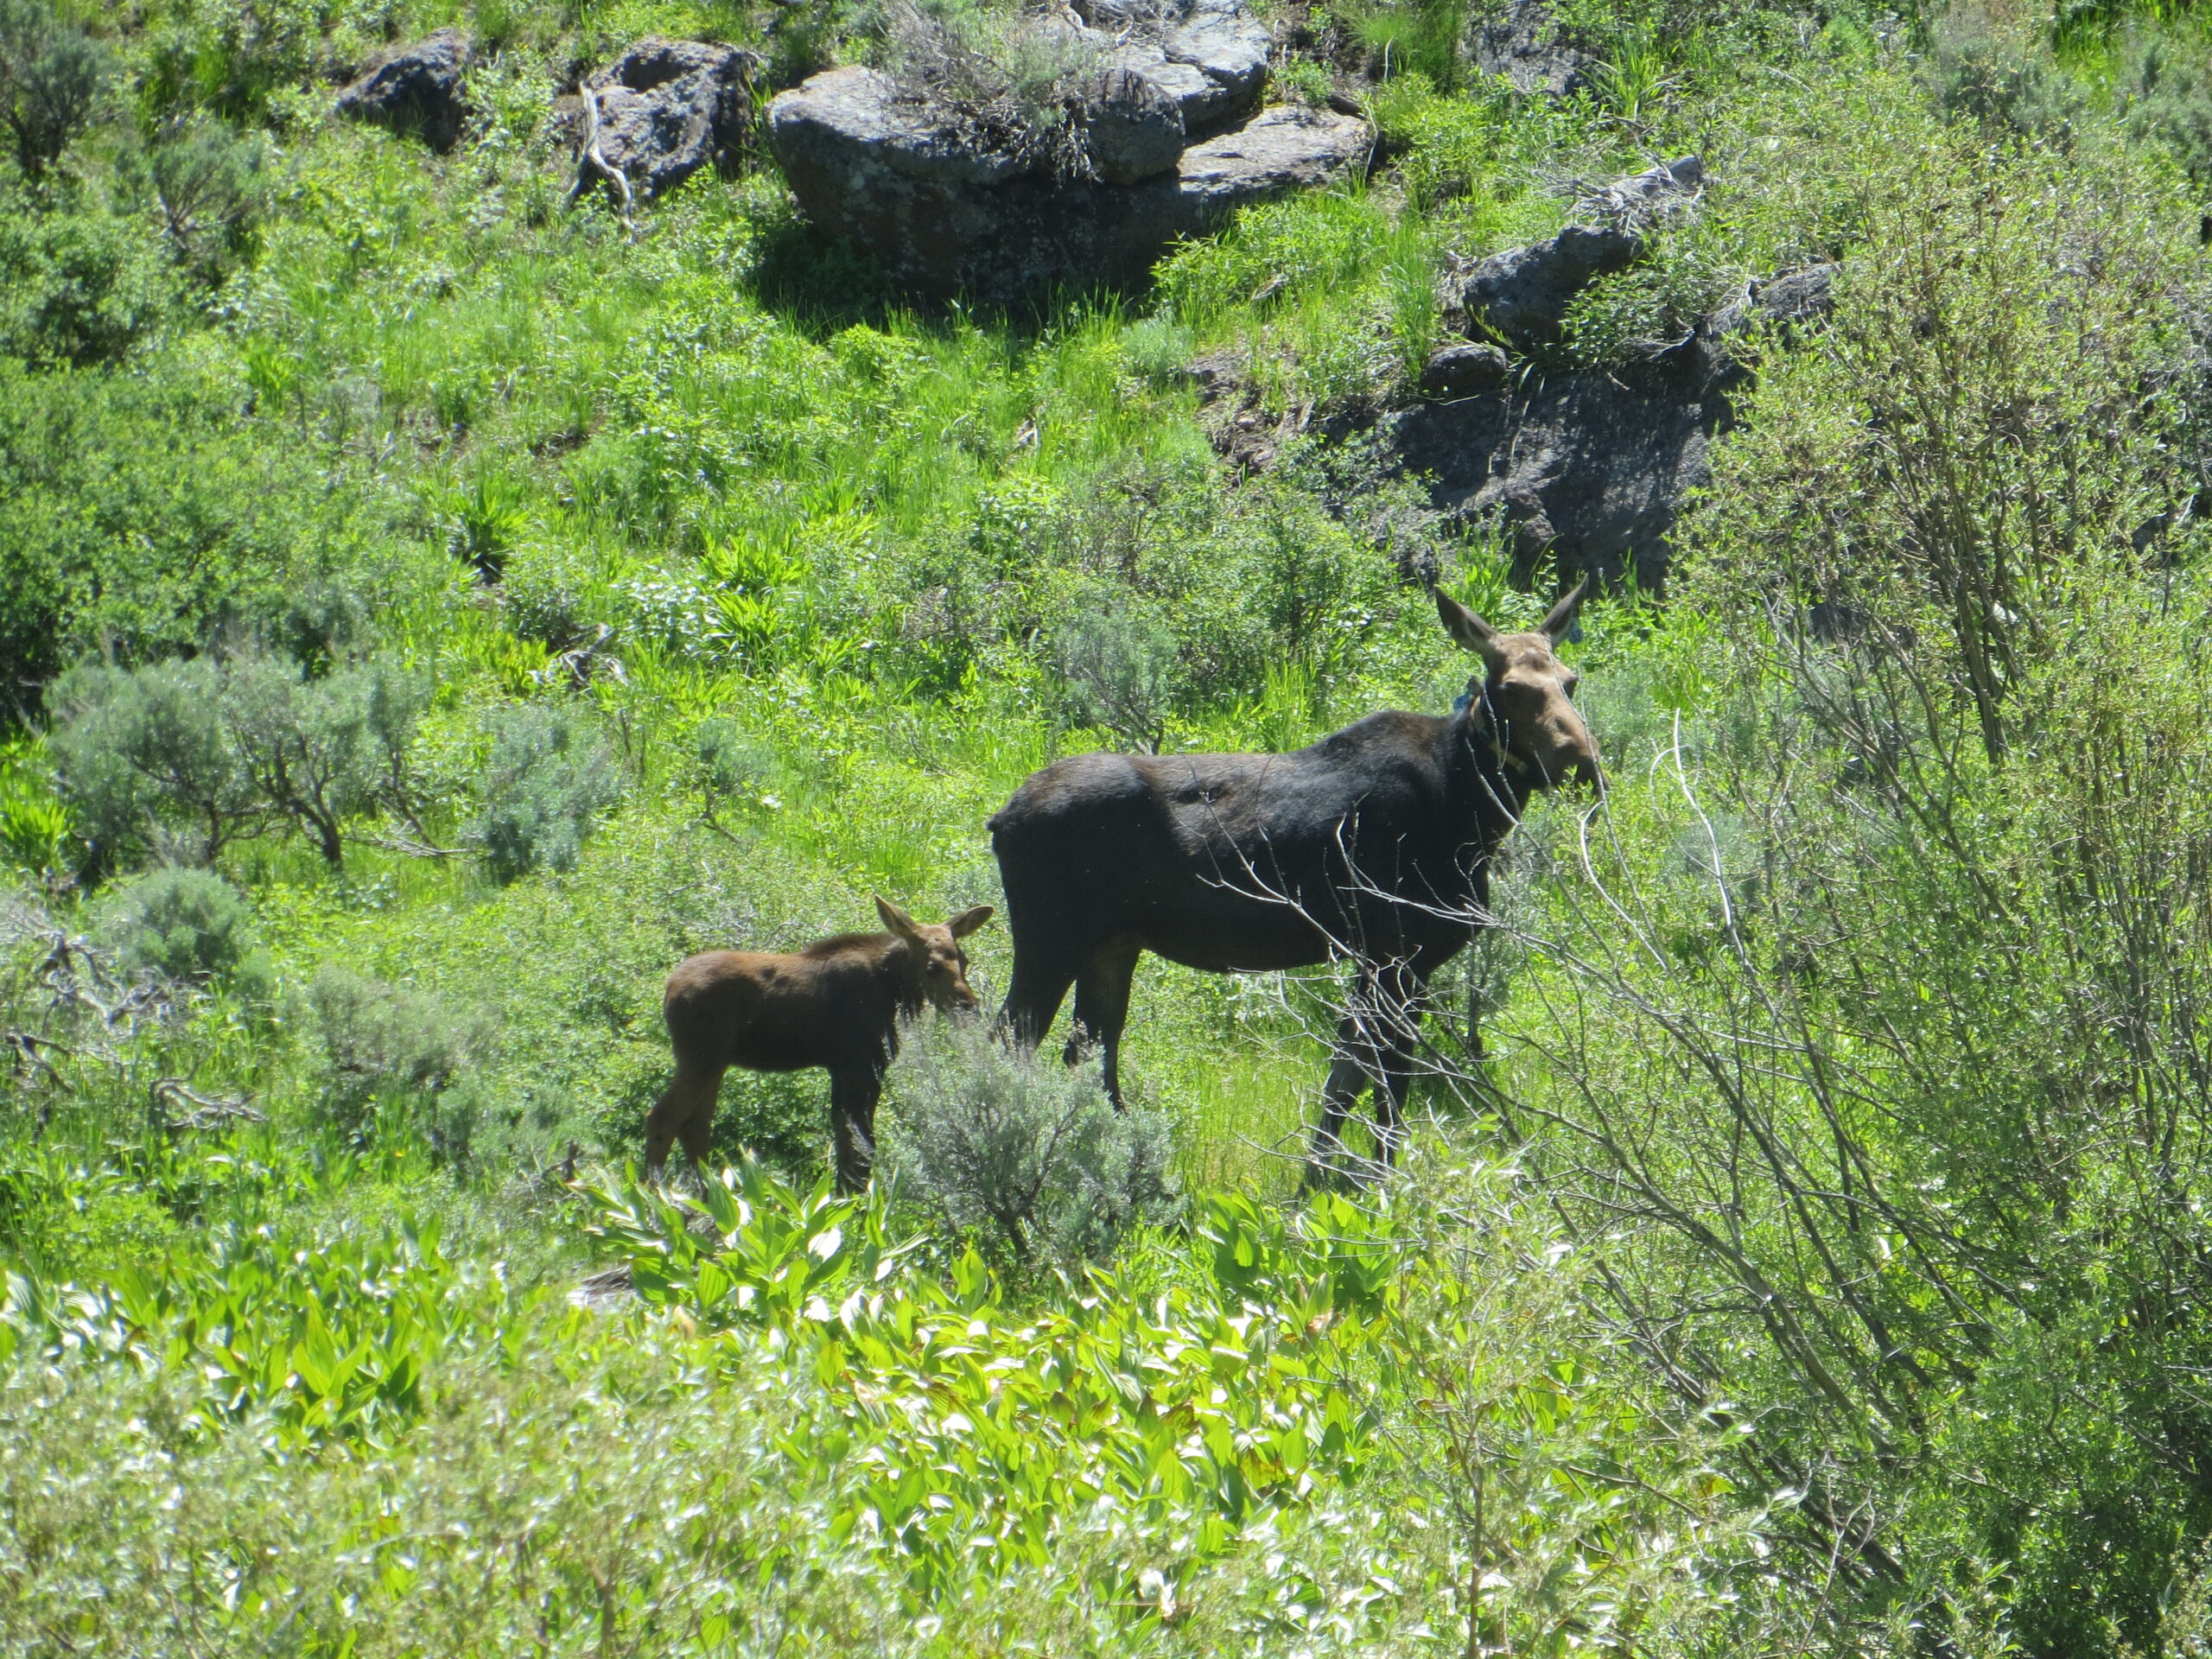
[[6, 0, 2212, 1650]]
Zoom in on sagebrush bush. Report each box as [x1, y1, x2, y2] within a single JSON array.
[[97, 866, 263, 986], [882, 1017, 1179, 1263], [467, 706, 620, 885], [0, 0, 110, 177], [306, 965, 494, 1156], [48, 652, 427, 873], [1051, 604, 1178, 752]]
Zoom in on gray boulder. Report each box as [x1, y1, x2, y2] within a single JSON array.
[[1377, 343, 1738, 591], [1085, 66, 1185, 185], [336, 29, 473, 153], [582, 37, 755, 200], [768, 68, 1369, 301], [1468, 0, 1591, 97], [1420, 340, 1512, 396], [1083, 0, 1271, 131], [1448, 224, 1642, 349], [1444, 156, 1701, 348]]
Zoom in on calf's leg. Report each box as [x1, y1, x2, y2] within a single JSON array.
[[829, 1066, 884, 1194], [1066, 943, 1141, 1108], [645, 1058, 726, 1178]]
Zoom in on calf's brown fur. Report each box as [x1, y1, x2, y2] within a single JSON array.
[[644, 897, 993, 1191]]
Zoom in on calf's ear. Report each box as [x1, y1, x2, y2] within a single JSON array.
[[948, 905, 995, 938], [1437, 588, 1509, 675], [875, 895, 925, 944]]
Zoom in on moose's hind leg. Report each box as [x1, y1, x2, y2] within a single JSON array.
[[645, 1059, 726, 1177], [1067, 943, 1141, 1109]]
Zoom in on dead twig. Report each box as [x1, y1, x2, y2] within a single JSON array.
[[152, 1077, 264, 1133], [569, 86, 637, 240]]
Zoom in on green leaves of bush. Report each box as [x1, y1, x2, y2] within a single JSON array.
[[882, 1016, 1181, 1266], [467, 704, 619, 884], [48, 652, 428, 873], [97, 865, 267, 989]]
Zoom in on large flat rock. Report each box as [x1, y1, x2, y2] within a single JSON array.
[[769, 71, 1369, 302]]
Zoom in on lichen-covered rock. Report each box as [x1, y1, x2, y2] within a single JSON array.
[[767, 68, 1369, 302], [1084, 66, 1185, 185], [1084, 0, 1271, 131], [582, 37, 755, 200], [335, 29, 473, 153]]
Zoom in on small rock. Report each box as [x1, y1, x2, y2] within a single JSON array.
[[1159, 0, 1272, 128], [335, 28, 473, 153], [1468, 0, 1591, 98], [1451, 223, 1643, 350], [1173, 105, 1371, 214], [1420, 340, 1512, 396], [1751, 263, 1835, 327], [583, 37, 756, 200], [1086, 66, 1185, 185]]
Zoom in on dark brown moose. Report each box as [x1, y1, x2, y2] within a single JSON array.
[[645, 897, 995, 1191], [990, 582, 1597, 1176]]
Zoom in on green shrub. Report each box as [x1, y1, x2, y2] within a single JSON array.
[[467, 705, 619, 885], [0, 1, 111, 178], [0, 199, 176, 365], [48, 652, 427, 873], [148, 114, 270, 284], [224, 652, 428, 866], [97, 864, 259, 982], [48, 658, 258, 871], [1050, 602, 1178, 752], [881, 1016, 1180, 1265], [0, 354, 383, 688], [306, 964, 494, 1156]]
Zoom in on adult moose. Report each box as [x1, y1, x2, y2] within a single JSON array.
[[644, 897, 994, 1192], [990, 582, 1597, 1176]]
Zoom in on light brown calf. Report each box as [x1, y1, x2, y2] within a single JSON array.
[[644, 897, 994, 1191]]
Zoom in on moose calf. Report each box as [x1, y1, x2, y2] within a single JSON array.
[[644, 897, 994, 1192]]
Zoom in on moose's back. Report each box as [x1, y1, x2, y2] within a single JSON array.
[[989, 710, 1471, 976]]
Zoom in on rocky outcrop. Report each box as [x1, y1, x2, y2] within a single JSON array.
[[768, 50, 1370, 302], [579, 37, 756, 201], [1467, 0, 1592, 97], [1291, 160, 1827, 591], [335, 29, 474, 152], [1381, 343, 1738, 591]]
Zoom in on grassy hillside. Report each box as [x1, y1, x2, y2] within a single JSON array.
[[7, 0, 2212, 1651]]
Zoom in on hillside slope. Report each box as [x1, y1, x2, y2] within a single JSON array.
[[6, 0, 2212, 1652]]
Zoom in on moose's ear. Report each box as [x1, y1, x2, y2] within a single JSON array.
[[1437, 588, 1508, 673], [947, 904, 995, 938], [1539, 575, 1590, 644], [875, 895, 925, 944]]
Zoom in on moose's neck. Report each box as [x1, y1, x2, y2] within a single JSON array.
[[1446, 686, 1531, 836]]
